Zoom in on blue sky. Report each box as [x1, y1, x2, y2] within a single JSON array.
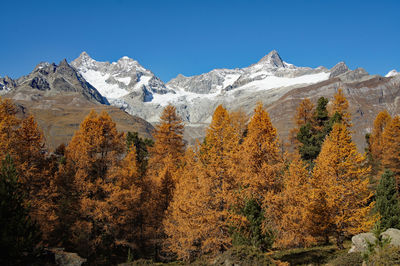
[[1, 0, 399, 82]]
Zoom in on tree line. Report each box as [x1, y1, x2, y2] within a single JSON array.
[[1, 89, 400, 265]]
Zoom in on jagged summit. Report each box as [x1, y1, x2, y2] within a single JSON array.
[[71, 53, 170, 100], [257, 50, 285, 68], [329, 61, 350, 78], [7, 59, 107, 104]]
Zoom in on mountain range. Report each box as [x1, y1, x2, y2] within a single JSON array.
[[1, 50, 399, 149]]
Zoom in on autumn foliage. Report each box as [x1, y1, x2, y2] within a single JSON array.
[[0, 93, 389, 264]]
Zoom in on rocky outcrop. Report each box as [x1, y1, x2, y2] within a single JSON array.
[[11, 59, 107, 104], [0, 76, 16, 94], [349, 228, 400, 253], [329, 61, 350, 78], [48, 248, 86, 266]]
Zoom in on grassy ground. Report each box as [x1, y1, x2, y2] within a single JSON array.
[[124, 240, 355, 265], [271, 240, 353, 266]]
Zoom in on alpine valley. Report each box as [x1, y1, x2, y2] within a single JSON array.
[[2, 50, 400, 149]]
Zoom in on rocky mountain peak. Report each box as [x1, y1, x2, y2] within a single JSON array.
[[329, 61, 350, 78], [257, 50, 285, 68]]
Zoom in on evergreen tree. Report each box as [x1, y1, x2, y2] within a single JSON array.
[[375, 170, 400, 230], [126, 131, 153, 175], [297, 97, 330, 163], [230, 198, 274, 251], [0, 154, 40, 264]]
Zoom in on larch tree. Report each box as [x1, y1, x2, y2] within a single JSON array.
[[107, 144, 143, 249], [145, 105, 185, 258], [308, 123, 374, 249], [366, 110, 392, 175], [0, 98, 19, 157], [163, 147, 211, 261], [235, 102, 283, 202], [381, 115, 400, 183], [331, 88, 352, 127], [270, 156, 315, 248], [0, 98, 56, 245], [65, 110, 125, 260], [198, 105, 242, 253]]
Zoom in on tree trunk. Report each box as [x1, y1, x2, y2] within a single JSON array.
[[336, 232, 344, 250]]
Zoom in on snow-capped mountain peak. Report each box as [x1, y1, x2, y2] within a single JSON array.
[[386, 69, 399, 77], [71, 52, 170, 100]]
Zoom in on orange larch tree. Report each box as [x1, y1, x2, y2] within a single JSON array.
[[65, 110, 125, 259], [308, 123, 374, 249], [367, 110, 392, 175], [270, 156, 315, 248], [381, 115, 400, 184], [145, 105, 186, 257], [163, 147, 211, 261], [107, 144, 143, 249], [237, 102, 283, 202], [331, 88, 352, 127]]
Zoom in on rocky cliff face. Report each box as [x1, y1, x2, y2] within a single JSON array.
[[6, 59, 107, 104]]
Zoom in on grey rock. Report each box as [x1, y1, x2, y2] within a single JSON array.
[[349, 232, 376, 253], [349, 228, 400, 253], [49, 248, 86, 266], [330, 61, 350, 78], [0, 75, 17, 94], [381, 228, 400, 246]]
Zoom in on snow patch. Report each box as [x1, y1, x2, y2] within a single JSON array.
[[80, 70, 130, 99]]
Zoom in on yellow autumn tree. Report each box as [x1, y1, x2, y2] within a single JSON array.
[[0, 98, 57, 244], [367, 110, 392, 175], [382, 115, 400, 182], [107, 144, 143, 249], [0, 97, 20, 159], [270, 156, 315, 248], [237, 102, 283, 201], [145, 105, 186, 255], [307, 123, 374, 249], [198, 105, 242, 252], [164, 105, 246, 260], [331, 88, 352, 127], [163, 147, 211, 261], [65, 110, 125, 259]]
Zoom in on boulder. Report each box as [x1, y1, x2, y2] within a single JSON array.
[[349, 232, 376, 253], [49, 248, 86, 266], [349, 228, 400, 253], [381, 228, 400, 246]]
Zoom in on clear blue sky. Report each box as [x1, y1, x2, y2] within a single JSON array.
[[1, 0, 399, 82]]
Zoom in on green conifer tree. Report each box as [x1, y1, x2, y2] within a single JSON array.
[[0, 154, 41, 264], [375, 170, 400, 230], [297, 97, 338, 163], [126, 131, 154, 174]]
